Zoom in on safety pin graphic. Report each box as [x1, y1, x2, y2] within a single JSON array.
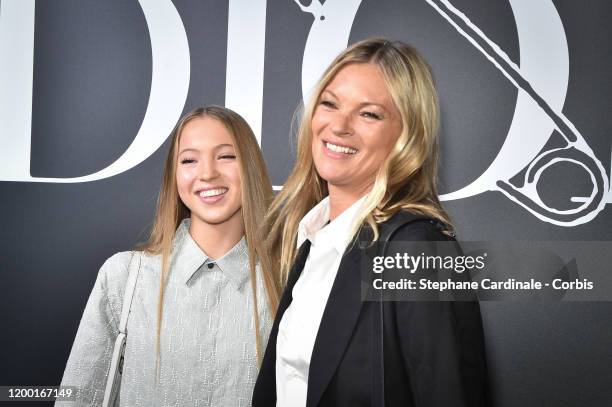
[[427, 0, 609, 226], [295, 0, 609, 226]]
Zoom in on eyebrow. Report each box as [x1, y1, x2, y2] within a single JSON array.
[[214, 143, 235, 150], [178, 144, 235, 155], [320, 90, 388, 110], [178, 148, 199, 155]]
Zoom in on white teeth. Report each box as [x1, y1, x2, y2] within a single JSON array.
[[199, 188, 227, 198], [326, 142, 357, 154]]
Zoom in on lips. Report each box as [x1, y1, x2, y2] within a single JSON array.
[[322, 140, 358, 158], [194, 187, 228, 203], [197, 188, 228, 198]]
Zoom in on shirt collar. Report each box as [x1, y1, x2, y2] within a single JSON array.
[[172, 218, 251, 289], [297, 196, 366, 254]]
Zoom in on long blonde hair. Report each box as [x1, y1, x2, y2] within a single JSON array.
[[264, 38, 454, 283], [139, 106, 280, 364]]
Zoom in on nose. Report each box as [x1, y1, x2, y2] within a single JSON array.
[[330, 111, 353, 137], [198, 158, 220, 181]]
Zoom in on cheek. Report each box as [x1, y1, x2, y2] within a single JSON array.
[[311, 137, 319, 159], [231, 171, 241, 190], [175, 168, 193, 196], [231, 173, 243, 208], [310, 110, 330, 139], [225, 165, 242, 195], [311, 122, 324, 157], [311, 117, 322, 137], [357, 127, 396, 169], [369, 123, 398, 152], [385, 119, 402, 149]]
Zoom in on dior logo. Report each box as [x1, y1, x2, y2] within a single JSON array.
[[0, 0, 191, 183], [0, 0, 609, 226], [296, 0, 610, 226], [0, 0, 264, 183], [428, 0, 609, 226]]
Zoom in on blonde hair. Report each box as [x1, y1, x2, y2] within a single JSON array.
[[139, 106, 280, 366], [264, 38, 454, 283]]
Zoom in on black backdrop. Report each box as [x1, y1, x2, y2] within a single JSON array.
[[1, 1, 611, 406]]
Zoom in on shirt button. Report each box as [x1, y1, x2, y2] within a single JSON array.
[[207, 262, 214, 269]]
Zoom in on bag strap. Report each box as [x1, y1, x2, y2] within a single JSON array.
[[379, 214, 432, 259], [119, 252, 141, 334], [102, 251, 141, 407], [373, 215, 431, 407]]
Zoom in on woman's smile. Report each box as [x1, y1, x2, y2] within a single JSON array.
[[176, 117, 243, 227], [321, 139, 359, 158], [195, 186, 229, 204], [311, 62, 401, 192]]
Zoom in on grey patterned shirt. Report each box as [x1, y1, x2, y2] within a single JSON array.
[[57, 219, 271, 407]]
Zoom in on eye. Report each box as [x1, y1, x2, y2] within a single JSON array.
[[218, 154, 236, 160], [361, 111, 382, 120], [319, 99, 337, 109], [180, 158, 196, 164]]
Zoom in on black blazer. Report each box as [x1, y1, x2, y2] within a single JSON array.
[[253, 211, 490, 407]]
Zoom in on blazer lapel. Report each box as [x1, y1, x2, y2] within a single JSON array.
[[306, 237, 365, 407], [303, 212, 430, 406], [280, 240, 312, 314], [253, 241, 311, 406]]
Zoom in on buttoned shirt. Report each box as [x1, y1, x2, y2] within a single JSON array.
[[57, 218, 271, 407], [275, 196, 365, 407]]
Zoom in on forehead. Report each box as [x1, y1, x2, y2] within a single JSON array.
[[322, 63, 394, 106], [178, 116, 235, 150]]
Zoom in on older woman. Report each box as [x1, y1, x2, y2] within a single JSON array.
[[253, 39, 489, 407]]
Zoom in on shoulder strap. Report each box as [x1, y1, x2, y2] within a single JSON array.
[[373, 214, 431, 407], [379, 213, 431, 258], [118, 252, 141, 334], [102, 252, 141, 407]]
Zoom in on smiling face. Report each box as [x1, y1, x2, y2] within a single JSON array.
[[176, 116, 243, 230], [311, 63, 402, 197]]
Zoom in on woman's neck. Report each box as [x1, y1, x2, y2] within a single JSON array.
[[188, 213, 245, 260], [328, 183, 371, 220]]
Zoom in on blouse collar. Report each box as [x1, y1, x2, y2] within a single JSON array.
[[171, 218, 251, 289], [297, 196, 366, 254]]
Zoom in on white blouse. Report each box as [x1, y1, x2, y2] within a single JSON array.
[[275, 196, 365, 407]]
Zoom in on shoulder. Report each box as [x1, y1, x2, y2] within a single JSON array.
[[96, 250, 154, 296], [100, 251, 134, 272], [95, 251, 133, 294], [379, 210, 454, 242], [99, 250, 159, 276], [98, 251, 134, 277], [95, 251, 153, 322]]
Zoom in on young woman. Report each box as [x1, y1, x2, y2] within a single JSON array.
[[58, 106, 280, 406], [253, 39, 489, 406]]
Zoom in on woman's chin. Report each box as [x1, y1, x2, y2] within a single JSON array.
[[316, 166, 350, 185], [191, 211, 236, 227]]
